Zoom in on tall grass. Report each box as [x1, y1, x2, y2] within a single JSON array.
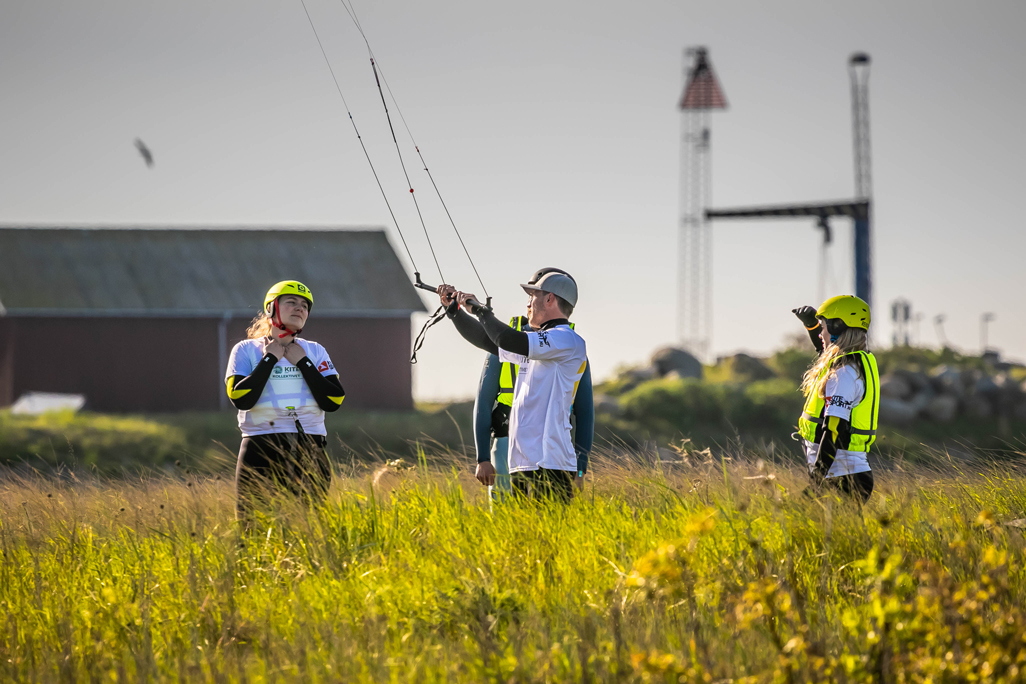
[[2, 447, 1026, 682]]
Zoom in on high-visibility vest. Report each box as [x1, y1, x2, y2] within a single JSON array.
[[798, 350, 880, 452], [496, 317, 575, 407]]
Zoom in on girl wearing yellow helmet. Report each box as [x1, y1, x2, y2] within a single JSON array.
[[792, 295, 880, 503], [225, 281, 346, 520]]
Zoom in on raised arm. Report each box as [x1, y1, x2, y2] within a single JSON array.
[[793, 306, 825, 354]]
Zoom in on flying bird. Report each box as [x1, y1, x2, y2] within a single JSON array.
[[134, 138, 153, 167]]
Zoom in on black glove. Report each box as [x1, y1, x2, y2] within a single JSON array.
[[792, 306, 819, 329]]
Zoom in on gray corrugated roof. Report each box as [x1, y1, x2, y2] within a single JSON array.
[[0, 227, 427, 316]]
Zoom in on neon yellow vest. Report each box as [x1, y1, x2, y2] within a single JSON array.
[[798, 350, 880, 452], [496, 317, 575, 406]]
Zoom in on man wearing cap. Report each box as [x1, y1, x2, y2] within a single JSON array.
[[472, 268, 594, 502], [438, 271, 589, 501]]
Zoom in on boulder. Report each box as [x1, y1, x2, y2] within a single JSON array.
[[974, 374, 1000, 399], [929, 365, 964, 398], [879, 397, 919, 426], [924, 395, 959, 423], [724, 353, 776, 382], [908, 390, 935, 414], [994, 373, 1025, 403], [650, 347, 703, 380], [614, 365, 659, 393], [594, 394, 624, 418], [965, 396, 993, 419], [880, 374, 912, 400]]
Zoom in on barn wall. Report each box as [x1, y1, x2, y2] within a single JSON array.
[[2, 316, 413, 412]]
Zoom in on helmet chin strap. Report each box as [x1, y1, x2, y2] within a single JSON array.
[[270, 299, 303, 339]]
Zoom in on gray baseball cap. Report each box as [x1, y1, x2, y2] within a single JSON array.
[[521, 272, 578, 307]]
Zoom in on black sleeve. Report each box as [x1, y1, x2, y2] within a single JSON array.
[[808, 324, 825, 354], [447, 302, 499, 354], [295, 356, 346, 412], [812, 416, 852, 481], [226, 353, 278, 410], [476, 308, 530, 357]]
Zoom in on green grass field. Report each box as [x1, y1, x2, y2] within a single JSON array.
[[2, 448, 1026, 682]]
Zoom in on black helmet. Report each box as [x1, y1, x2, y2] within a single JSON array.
[[528, 267, 575, 285]]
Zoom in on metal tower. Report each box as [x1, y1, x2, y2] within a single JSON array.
[[849, 53, 873, 309], [677, 47, 727, 360], [704, 53, 875, 314]]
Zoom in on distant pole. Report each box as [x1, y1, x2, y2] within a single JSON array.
[[934, 314, 948, 349], [678, 47, 727, 360], [981, 312, 996, 352], [849, 53, 872, 310]]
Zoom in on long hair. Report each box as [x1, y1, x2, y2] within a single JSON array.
[[246, 311, 273, 340], [800, 327, 869, 397]]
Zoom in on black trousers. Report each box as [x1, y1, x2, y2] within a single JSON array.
[[511, 468, 575, 503], [235, 432, 331, 519], [807, 470, 874, 504]]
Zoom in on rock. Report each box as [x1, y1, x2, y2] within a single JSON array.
[[908, 390, 934, 414], [880, 374, 912, 400], [594, 394, 623, 418], [650, 347, 703, 380], [614, 365, 659, 393], [974, 374, 1000, 399], [724, 353, 776, 382], [879, 397, 919, 426], [994, 373, 1024, 403], [924, 395, 959, 423], [929, 365, 964, 397], [965, 396, 993, 419]]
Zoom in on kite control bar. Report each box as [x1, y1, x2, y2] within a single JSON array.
[[414, 272, 492, 314]]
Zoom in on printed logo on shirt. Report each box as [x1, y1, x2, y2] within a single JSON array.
[[317, 360, 334, 373], [537, 331, 551, 348], [272, 366, 302, 379], [826, 395, 854, 410]]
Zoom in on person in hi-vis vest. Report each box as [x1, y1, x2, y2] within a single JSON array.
[[792, 295, 880, 502], [473, 268, 594, 501]]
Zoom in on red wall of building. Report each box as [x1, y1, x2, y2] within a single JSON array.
[[0, 316, 413, 412]]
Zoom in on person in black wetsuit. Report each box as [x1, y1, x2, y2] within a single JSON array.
[[225, 280, 345, 520]]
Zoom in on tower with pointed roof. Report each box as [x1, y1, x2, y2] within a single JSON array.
[[678, 47, 727, 361]]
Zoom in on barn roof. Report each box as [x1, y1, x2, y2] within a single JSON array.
[[0, 227, 428, 317]]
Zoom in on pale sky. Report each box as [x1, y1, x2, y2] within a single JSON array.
[[2, 0, 1024, 400]]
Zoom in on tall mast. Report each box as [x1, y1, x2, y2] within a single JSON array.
[[849, 53, 872, 308], [678, 47, 727, 360]]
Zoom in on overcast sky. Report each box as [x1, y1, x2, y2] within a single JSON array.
[[2, 0, 1024, 400]]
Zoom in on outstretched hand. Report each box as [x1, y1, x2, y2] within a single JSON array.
[[792, 306, 819, 329]]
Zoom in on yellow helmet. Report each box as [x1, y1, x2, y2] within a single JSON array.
[[264, 280, 313, 313], [817, 295, 870, 330]]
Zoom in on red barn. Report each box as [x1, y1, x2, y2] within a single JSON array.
[[0, 227, 427, 412]]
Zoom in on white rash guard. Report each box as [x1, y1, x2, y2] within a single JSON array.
[[226, 338, 338, 437], [499, 323, 587, 474]]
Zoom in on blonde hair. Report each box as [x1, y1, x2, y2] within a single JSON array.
[[800, 327, 869, 397], [246, 312, 273, 340]]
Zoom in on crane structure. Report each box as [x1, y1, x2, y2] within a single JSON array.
[[705, 53, 875, 312], [677, 47, 727, 361]]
